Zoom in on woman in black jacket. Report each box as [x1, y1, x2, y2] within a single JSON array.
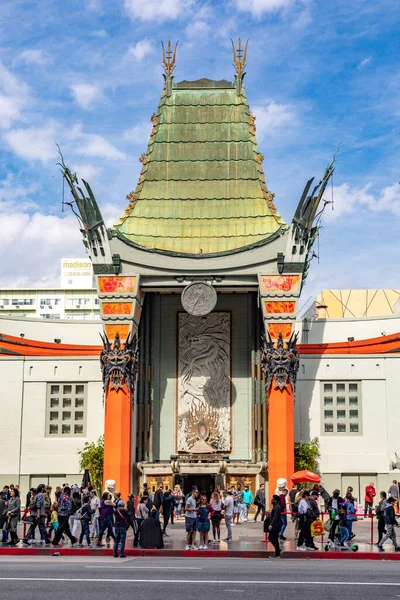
[[268, 495, 282, 558]]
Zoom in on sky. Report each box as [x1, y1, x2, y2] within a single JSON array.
[[0, 0, 399, 307]]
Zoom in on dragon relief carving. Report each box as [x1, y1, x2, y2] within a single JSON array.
[[261, 331, 299, 392], [178, 312, 231, 453], [100, 331, 139, 394]]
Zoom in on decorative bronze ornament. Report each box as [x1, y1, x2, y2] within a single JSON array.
[[231, 38, 248, 76], [261, 331, 299, 392], [100, 331, 139, 394], [162, 40, 178, 77]]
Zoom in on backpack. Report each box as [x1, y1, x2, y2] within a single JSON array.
[[73, 506, 84, 520], [29, 495, 37, 511]]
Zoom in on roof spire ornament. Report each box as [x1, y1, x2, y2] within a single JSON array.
[[162, 40, 178, 77], [231, 38, 248, 95]]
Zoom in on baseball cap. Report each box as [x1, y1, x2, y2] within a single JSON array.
[[117, 499, 124, 507]]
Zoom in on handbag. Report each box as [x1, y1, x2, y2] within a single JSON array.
[[311, 518, 324, 537], [324, 517, 332, 532], [22, 515, 34, 524]]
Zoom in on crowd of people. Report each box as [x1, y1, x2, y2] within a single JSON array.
[[1, 479, 399, 558]]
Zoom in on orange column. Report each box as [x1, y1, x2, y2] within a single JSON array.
[[267, 383, 294, 496], [103, 384, 132, 500]]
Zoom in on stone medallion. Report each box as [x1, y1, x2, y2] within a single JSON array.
[[181, 282, 217, 316]]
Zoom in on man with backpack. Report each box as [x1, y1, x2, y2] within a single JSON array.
[[114, 499, 134, 558], [22, 484, 51, 546], [51, 486, 77, 547]]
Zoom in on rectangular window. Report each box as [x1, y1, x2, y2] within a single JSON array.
[[46, 383, 87, 437], [321, 381, 362, 436]]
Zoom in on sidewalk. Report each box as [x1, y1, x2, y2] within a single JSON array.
[[1, 516, 398, 559]]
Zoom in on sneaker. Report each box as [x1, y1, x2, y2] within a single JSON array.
[[87, 545, 92, 548], [203, 545, 208, 549], [78, 544, 83, 548], [269, 555, 281, 559], [113, 554, 118, 558], [120, 555, 126, 558], [306, 547, 315, 551], [279, 535, 287, 541], [217, 539, 220, 543], [199, 545, 204, 550], [185, 544, 191, 550], [296, 546, 306, 551], [223, 537, 232, 542], [71, 537, 78, 545], [377, 545, 384, 552], [395, 547, 400, 552], [97, 543, 105, 547], [21, 539, 30, 546], [231, 523, 235, 527]]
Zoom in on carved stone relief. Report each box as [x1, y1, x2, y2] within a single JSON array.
[[178, 312, 231, 453]]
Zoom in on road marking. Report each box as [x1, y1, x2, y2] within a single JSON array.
[[85, 566, 203, 570], [1, 579, 400, 586]]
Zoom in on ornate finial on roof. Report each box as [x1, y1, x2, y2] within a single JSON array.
[[231, 38, 248, 77], [162, 40, 178, 77]]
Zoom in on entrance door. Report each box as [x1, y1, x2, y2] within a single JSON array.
[[184, 475, 215, 500]]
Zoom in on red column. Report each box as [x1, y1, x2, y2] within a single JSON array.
[[267, 383, 294, 495], [103, 384, 132, 500]]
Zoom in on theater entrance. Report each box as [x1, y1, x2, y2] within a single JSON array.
[[183, 474, 215, 499]]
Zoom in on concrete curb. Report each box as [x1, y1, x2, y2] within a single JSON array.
[[0, 547, 399, 560]]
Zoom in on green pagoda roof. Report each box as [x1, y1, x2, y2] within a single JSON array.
[[113, 75, 288, 256]]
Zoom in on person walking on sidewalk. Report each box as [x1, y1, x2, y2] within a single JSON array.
[[364, 482, 376, 516], [78, 493, 94, 548], [22, 484, 51, 546], [184, 488, 198, 550], [376, 491, 388, 544], [134, 496, 149, 547], [242, 485, 253, 522], [51, 487, 77, 547], [377, 497, 400, 552], [161, 489, 173, 536], [5, 488, 20, 546], [210, 492, 223, 542], [254, 484, 266, 522], [222, 489, 234, 542], [279, 488, 289, 540], [327, 489, 343, 543], [268, 494, 282, 559], [153, 484, 164, 519], [388, 481, 399, 513], [114, 499, 133, 558], [296, 491, 313, 551]]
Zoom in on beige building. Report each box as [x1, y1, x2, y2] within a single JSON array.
[[316, 289, 400, 319]]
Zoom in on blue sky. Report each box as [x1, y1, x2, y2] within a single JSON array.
[[0, 0, 399, 304]]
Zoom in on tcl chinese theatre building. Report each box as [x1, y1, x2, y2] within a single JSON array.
[[4, 43, 398, 501]]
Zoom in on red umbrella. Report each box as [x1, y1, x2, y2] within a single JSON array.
[[291, 470, 321, 484]]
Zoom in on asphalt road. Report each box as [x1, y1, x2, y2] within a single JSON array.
[[0, 556, 397, 598]]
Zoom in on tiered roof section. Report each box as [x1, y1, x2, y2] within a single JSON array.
[[113, 76, 287, 256]]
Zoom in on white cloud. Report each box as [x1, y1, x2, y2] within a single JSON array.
[[15, 49, 47, 66], [4, 125, 57, 162], [128, 39, 154, 61], [93, 29, 107, 37], [69, 124, 125, 160], [253, 100, 297, 141], [323, 182, 400, 222], [233, 0, 296, 17], [0, 175, 39, 213], [124, 0, 191, 21], [70, 83, 103, 110], [123, 120, 152, 144], [0, 61, 29, 129], [358, 57, 372, 69], [0, 211, 83, 287], [71, 164, 102, 182]]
